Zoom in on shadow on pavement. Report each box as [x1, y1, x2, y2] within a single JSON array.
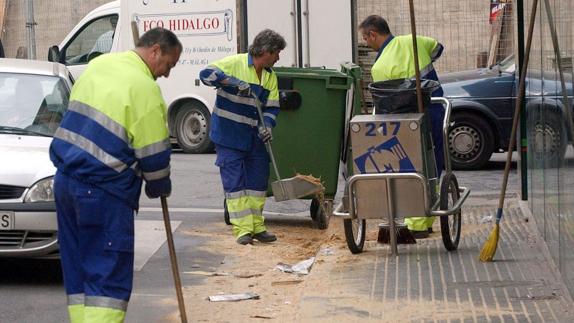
[[0, 258, 62, 285]]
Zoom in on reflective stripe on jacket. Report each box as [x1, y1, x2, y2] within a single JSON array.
[[50, 51, 171, 209], [199, 53, 280, 151], [372, 35, 443, 83]]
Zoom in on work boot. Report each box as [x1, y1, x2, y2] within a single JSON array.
[[236, 234, 253, 245], [410, 230, 429, 239], [377, 225, 416, 244], [252, 231, 277, 243]]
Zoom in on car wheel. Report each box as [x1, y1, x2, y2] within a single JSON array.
[[448, 113, 494, 170], [528, 109, 567, 168], [174, 102, 214, 153]]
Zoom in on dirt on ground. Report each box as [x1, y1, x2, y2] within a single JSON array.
[[156, 215, 347, 322], [157, 210, 503, 322]]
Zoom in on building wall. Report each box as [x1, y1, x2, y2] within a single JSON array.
[[1, 0, 110, 59], [2, 0, 497, 68], [357, 0, 494, 74]]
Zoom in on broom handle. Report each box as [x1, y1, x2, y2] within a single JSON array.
[[408, 0, 424, 113], [161, 197, 188, 323], [252, 93, 282, 181], [497, 0, 538, 223]]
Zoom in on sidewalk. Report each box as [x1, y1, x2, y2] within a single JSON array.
[[294, 197, 573, 322]]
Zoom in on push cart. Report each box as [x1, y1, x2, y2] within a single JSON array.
[[333, 97, 470, 255]]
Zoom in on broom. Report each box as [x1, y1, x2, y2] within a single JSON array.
[[479, 0, 538, 262]]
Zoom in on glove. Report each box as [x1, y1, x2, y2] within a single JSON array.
[[258, 124, 273, 143], [145, 177, 172, 199], [237, 81, 251, 97]]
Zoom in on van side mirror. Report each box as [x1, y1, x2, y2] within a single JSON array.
[[48, 46, 61, 63]]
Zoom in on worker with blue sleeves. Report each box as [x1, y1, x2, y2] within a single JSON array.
[[359, 15, 445, 239], [50, 28, 181, 322], [200, 29, 286, 245]]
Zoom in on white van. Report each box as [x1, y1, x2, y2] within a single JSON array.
[[48, 0, 238, 153]]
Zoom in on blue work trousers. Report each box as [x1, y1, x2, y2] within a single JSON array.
[[216, 137, 270, 237], [54, 171, 134, 322]]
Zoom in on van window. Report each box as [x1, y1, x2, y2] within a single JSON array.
[[63, 14, 118, 66]]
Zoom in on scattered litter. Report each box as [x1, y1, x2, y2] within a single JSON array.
[[276, 257, 315, 275], [208, 292, 260, 302], [251, 315, 274, 319], [321, 247, 334, 256], [271, 280, 303, 286], [234, 272, 263, 279], [284, 301, 291, 305], [190, 264, 201, 268], [480, 215, 493, 224], [183, 271, 230, 277]]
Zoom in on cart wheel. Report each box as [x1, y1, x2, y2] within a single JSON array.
[[439, 173, 461, 251], [344, 219, 366, 254], [311, 199, 331, 230], [223, 198, 231, 225]]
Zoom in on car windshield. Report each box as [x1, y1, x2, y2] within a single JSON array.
[[0, 73, 69, 137]]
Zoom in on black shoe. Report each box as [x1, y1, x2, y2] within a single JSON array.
[[236, 235, 253, 245], [428, 227, 433, 233], [377, 225, 416, 244], [252, 231, 277, 243], [410, 230, 429, 239]]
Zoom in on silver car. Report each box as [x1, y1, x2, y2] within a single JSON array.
[[0, 58, 73, 258]]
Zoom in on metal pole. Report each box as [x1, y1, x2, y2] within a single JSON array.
[[408, 0, 423, 113], [386, 179, 398, 255], [25, 0, 37, 59], [516, 0, 528, 201], [161, 197, 188, 323], [498, 0, 538, 212]]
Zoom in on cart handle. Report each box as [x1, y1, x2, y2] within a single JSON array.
[[430, 97, 453, 175]]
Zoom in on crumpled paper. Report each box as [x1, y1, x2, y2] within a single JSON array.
[[276, 257, 316, 275]]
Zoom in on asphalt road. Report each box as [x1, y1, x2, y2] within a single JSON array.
[[0, 150, 521, 322]]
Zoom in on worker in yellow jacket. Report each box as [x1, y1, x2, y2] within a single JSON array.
[[200, 29, 286, 245], [360, 15, 445, 239], [50, 28, 181, 323]]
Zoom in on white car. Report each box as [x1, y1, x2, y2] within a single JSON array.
[[0, 58, 73, 258]]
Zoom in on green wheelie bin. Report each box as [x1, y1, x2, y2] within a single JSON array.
[[268, 64, 363, 229]]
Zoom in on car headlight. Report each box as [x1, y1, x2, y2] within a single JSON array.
[[24, 177, 55, 202]]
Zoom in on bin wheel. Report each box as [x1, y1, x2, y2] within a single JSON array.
[[311, 199, 331, 230], [344, 218, 366, 254], [223, 198, 231, 225], [310, 198, 319, 220], [439, 173, 461, 251]]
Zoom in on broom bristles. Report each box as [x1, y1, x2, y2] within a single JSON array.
[[479, 224, 499, 262]]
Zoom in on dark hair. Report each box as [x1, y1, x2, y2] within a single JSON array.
[[137, 27, 182, 53], [359, 15, 391, 35], [248, 29, 286, 57]]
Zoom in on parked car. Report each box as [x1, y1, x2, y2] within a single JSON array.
[[442, 55, 573, 169], [0, 58, 73, 258]]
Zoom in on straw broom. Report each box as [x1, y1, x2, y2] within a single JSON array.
[[479, 0, 538, 262]]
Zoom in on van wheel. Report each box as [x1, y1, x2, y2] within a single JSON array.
[[175, 102, 214, 153]]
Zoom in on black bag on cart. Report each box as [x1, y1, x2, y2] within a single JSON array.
[[368, 78, 439, 114]]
